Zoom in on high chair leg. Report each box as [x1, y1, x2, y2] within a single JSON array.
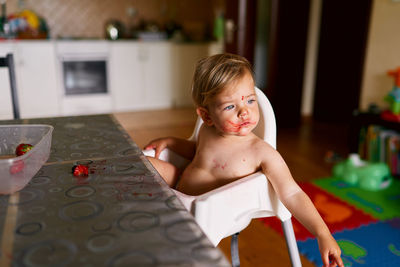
[[230, 232, 240, 267], [282, 219, 302, 267]]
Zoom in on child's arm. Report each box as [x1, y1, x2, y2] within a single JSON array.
[[281, 188, 343, 267], [260, 146, 343, 267], [144, 137, 196, 160]]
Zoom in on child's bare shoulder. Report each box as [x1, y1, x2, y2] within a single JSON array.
[[251, 136, 282, 162], [251, 135, 275, 150]]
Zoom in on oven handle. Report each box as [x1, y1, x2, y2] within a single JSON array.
[[59, 53, 109, 62]]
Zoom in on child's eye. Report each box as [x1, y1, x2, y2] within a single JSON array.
[[224, 105, 235, 110], [248, 99, 256, 104]]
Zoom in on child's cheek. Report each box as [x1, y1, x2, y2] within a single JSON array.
[[222, 120, 241, 133]]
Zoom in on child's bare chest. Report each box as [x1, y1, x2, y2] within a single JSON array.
[[195, 141, 259, 179]]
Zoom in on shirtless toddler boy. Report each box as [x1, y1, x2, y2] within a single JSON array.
[[145, 53, 343, 267]]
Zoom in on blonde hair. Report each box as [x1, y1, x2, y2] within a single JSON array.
[[191, 53, 254, 107]]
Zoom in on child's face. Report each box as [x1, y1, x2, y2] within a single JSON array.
[[201, 71, 259, 136]]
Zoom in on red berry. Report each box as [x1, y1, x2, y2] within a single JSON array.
[[15, 144, 33, 156], [72, 165, 89, 177], [10, 160, 24, 174]]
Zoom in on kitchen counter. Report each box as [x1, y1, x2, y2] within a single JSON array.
[[0, 40, 223, 120]]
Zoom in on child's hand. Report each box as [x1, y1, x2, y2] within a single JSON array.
[[144, 138, 170, 159], [317, 234, 344, 267]]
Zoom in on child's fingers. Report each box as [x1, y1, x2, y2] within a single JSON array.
[[322, 252, 343, 267], [154, 146, 166, 159], [155, 149, 161, 159], [143, 140, 167, 159], [144, 144, 155, 150], [322, 252, 330, 267], [332, 253, 344, 267]]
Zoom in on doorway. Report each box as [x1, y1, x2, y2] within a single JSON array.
[[224, 0, 372, 126], [224, 0, 310, 128], [224, 0, 257, 65], [312, 0, 373, 122]]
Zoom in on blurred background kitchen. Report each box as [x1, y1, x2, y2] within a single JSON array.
[[1, 0, 400, 129], [0, 0, 226, 120], [1, 0, 225, 41]]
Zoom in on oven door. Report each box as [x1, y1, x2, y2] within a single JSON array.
[[58, 51, 113, 116]]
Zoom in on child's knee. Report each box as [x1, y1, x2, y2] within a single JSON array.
[[146, 157, 179, 187]]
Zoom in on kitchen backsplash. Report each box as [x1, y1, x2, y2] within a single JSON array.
[[4, 0, 224, 39]]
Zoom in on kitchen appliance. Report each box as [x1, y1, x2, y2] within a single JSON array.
[[56, 41, 113, 116]]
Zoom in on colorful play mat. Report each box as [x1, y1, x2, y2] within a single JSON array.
[[260, 177, 400, 266]]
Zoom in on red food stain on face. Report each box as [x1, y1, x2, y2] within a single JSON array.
[[223, 120, 256, 133], [224, 121, 241, 132]]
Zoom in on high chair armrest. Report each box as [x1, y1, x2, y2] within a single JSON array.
[[194, 171, 292, 246], [142, 148, 190, 170]]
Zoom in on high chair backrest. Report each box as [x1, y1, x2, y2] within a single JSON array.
[[189, 87, 276, 149]]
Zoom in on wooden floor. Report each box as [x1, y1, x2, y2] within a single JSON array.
[[114, 108, 350, 267]]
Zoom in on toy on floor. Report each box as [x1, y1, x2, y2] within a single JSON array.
[[332, 153, 392, 191], [382, 67, 400, 122]]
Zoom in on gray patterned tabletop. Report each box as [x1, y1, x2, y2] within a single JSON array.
[[2, 114, 142, 163], [0, 115, 230, 266]]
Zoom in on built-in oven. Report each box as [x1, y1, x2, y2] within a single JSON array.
[[56, 41, 113, 116]]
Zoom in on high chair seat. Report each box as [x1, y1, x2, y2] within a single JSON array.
[[143, 87, 301, 267]]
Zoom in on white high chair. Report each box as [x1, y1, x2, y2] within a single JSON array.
[[143, 87, 301, 267]]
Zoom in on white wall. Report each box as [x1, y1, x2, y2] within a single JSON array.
[[301, 0, 322, 116], [360, 0, 400, 110]]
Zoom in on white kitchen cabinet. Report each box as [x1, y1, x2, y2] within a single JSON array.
[[171, 43, 212, 107], [110, 42, 145, 111], [0, 42, 16, 120], [110, 41, 174, 111], [1, 40, 222, 119], [141, 42, 174, 109], [111, 41, 222, 111], [14, 41, 60, 118]]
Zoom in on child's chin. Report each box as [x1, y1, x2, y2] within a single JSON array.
[[236, 129, 253, 136]]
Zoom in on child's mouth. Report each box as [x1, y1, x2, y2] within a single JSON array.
[[226, 120, 256, 132], [240, 121, 253, 127]]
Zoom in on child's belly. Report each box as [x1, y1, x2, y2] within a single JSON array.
[[176, 164, 238, 196]]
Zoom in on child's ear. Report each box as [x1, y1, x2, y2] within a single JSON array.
[[196, 107, 213, 126]]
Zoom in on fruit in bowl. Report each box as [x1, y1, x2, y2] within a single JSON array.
[[15, 143, 33, 156]]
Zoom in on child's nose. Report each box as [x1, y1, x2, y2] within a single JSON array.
[[238, 107, 249, 118]]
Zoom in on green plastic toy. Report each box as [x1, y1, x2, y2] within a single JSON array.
[[332, 154, 392, 191]]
